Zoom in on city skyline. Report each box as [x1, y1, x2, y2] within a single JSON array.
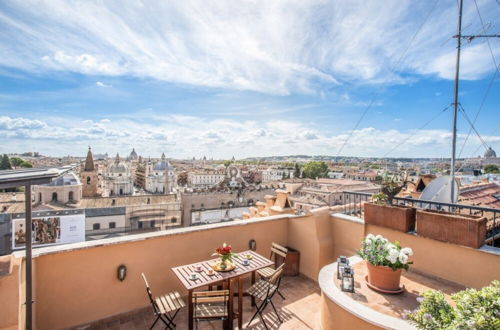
[[1, 0, 499, 158]]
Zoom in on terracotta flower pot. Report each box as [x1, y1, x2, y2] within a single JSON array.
[[366, 262, 402, 292]]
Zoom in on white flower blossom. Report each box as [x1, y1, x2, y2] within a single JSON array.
[[366, 234, 375, 241], [401, 247, 413, 256], [375, 235, 383, 241], [386, 248, 399, 264], [399, 252, 409, 264]]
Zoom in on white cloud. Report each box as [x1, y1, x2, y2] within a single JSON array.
[[1, 1, 498, 94], [1, 114, 499, 159], [96, 81, 112, 88]]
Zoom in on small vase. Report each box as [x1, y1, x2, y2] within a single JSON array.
[[366, 262, 402, 292], [220, 259, 227, 270]]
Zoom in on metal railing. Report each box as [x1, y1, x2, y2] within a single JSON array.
[[341, 191, 500, 246]]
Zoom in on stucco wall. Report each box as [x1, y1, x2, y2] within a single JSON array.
[[0, 258, 20, 330], [331, 214, 365, 259], [32, 218, 289, 329], [320, 293, 382, 330], [288, 207, 335, 280], [365, 224, 500, 289]]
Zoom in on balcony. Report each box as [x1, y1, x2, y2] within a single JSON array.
[[0, 200, 498, 330]]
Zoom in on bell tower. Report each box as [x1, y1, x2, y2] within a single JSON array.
[[81, 146, 99, 197]]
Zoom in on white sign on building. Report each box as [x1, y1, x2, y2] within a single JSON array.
[[192, 207, 249, 224], [12, 214, 85, 250]]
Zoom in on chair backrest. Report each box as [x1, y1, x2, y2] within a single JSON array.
[[141, 273, 160, 315], [265, 263, 285, 299], [270, 242, 288, 260], [269, 263, 285, 285]]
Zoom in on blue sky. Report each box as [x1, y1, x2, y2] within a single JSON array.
[[0, 0, 499, 159]]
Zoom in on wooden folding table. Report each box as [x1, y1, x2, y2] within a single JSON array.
[[172, 250, 274, 329]]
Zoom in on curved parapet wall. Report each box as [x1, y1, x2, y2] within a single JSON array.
[[318, 256, 416, 330]]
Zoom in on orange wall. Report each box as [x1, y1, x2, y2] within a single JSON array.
[[366, 224, 500, 289], [33, 219, 288, 329], [288, 207, 335, 279], [0, 258, 20, 329], [320, 293, 382, 330], [331, 214, 365, 259]]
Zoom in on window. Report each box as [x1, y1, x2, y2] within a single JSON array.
[[68, 191, 74, 201], [39, 192, 42, 203], [92, 223, 100, 230], [51, 192, 58, 202], [111, 199, 116, 206], [109, 222, 116, 229], [86, 176, 91, 185], [171, 217, 177, 223]]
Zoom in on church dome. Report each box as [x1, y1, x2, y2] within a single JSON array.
[[484, 147, 497, 158], [46, 172, 81, 186], [108, 154, 129, 173], [153, 153, 174, 171], [129, 148, 138, 160]]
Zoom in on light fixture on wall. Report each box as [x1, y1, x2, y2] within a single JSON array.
[[117, 264, 127, 281], [249, 239, 257, 251]]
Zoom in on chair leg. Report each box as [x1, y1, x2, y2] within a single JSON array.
[[270, 300, 282, 323], [247, 299, 268, 327], [257, 310, 269, 330], [150, 315, 160, 330], [277, 289, 286, 300]]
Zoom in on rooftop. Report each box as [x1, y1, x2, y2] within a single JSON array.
[[0, 192, 498, 330]]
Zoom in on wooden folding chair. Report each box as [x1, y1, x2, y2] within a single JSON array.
[[192, 290, 229, 330], [246, 264, 285, 329], [141, 273, 185, 330], [257, 242, 288, 299]]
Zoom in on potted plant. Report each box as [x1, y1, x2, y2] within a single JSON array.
[[358, 234, 413, 293], [212, 243, 235, 271], [364, 174, 416, 232]]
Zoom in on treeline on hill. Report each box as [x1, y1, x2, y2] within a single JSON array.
[[0, 154, 33, 170]]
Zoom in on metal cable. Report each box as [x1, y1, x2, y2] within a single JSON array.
[[382, 105, 450, 158], [336, 0, 441, 156]]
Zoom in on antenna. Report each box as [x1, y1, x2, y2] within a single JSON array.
[[449, 0, 500, 204]]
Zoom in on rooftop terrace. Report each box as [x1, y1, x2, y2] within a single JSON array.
[[0, 196, 499, 330]]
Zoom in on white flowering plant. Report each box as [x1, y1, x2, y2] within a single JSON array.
[[358, 234, 413, 271]]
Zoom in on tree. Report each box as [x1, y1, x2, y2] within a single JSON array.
[[177, 172, 188, 186], [9, 157, 32, 169], [484, 164, 500, 174], [0, 154, 12, 170], [294, 163, 301, 178], [302, 161, 329, 179], [10, 157, 24, 168]]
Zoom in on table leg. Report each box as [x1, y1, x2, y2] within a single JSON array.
[[228, 278, 234, 330], [188, 289, 193, 330], [251, 270, 256, 307], [238, 276, 243, 330]]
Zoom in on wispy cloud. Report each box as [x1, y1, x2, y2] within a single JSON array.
[[0, 0, 498, 95], [1, 114, 498, 158], [96, 81, 112, 88]]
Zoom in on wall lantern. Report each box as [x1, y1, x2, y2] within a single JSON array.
[[337, 256, 349, 280], [341, 266, 355, 293], [249, 239, 257, 251], [117, 264, 127, 281]]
